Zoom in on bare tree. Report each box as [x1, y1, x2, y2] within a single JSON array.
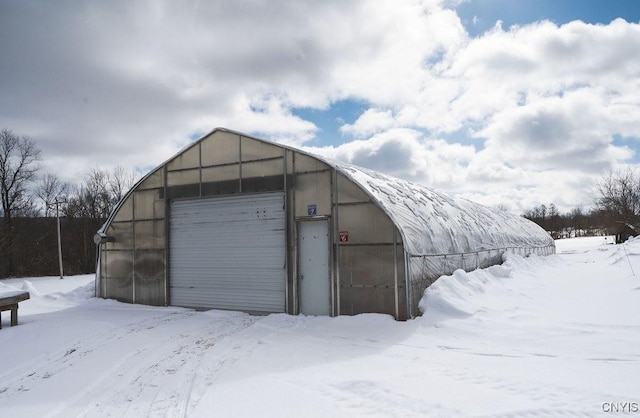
[[37, 173, 70, 216], [0, 128, 41, 277], [595, 169, 640, 230], [547, 203, 561, 236], [109, 165, 137, 203], [65, 166, 137, 220], [0, 129, 41, 220], [65, 169, 112, 219], [570, 206, 584, 237]]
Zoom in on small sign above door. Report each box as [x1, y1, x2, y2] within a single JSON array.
[[339, 231, 349, 242], [307, 204, 317, 216]]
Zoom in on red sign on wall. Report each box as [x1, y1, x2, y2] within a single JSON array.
[[339, 231, 349, 242]]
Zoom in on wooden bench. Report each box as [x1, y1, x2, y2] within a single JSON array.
[[0, 291, 30, 329]]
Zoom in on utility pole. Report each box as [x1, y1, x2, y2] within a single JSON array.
[[55, 198, 64, 280]]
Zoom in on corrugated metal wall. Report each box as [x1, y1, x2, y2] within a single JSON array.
[[169, 193, 286, 312]]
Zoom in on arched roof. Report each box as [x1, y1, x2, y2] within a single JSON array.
[[330, 161, 554, 256], [100, 128, 553, 256]]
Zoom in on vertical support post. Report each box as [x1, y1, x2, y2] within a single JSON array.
[[198, 141, 203, 198], [405, 253, 412, 319], [393, 228, 399, 320], [102, 242, 108, 298], [11, 305, 18, 326], [94, 244, 99, 297], [291, 153, 298, 314], [332, 170, 340, 316], [163, 165, 169, 306], [238, 135, 243, 193], [282, 148, 289, 313], [55, 199, 64, 280], [132, 193, 136, 304]]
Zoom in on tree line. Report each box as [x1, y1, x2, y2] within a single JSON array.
[[0, 128, 136, 278], [521, 203, 612, 239], [522, 169, 640, 240]]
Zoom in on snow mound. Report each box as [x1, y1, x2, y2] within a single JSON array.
[[420, 268, 497, 319], [418, 270, 477, 319], [42, 281, 95, 303], [605, 237, 640, 266], [44, 280, 95, 302], [65, 280, 96, 301], [21, 280, 42, 297], [418, 257, 517, 320]]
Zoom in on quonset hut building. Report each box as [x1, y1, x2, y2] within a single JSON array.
[[95, 128, 554, 320]]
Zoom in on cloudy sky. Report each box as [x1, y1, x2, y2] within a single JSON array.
[[2, 0, 640, 214]]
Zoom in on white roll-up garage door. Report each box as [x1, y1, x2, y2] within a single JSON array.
[[169, 192, 286, 313]]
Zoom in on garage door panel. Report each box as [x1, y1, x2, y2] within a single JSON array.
[[171, 272, 285, 287], [169, 193, 286, 313]]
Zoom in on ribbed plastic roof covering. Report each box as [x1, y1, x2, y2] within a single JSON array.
[[98, 128, 553, 257], [331, 161, 554, 256]]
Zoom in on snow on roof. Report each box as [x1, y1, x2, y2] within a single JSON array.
[[331, 161, 554, 256]]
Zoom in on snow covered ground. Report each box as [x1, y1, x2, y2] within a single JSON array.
[[0, 236, 639, 417]]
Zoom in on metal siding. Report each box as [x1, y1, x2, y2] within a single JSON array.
[[169, 193, 286, 312]]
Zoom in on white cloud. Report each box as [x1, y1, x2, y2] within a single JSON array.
[[339, 109, 395, 138], [476, 89, 632, 171], [306, 128, 476, 189], [1, 1, 640, 213]]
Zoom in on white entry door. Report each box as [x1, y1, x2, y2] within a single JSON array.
[[298, 220, 330, 315]]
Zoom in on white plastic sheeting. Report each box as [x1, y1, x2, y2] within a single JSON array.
[[331, 161, 554, 257]]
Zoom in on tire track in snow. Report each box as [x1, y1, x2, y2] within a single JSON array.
[[145, 314, 259, 418], [66, 313, 258, 418], [0, 308, 257, 418], [0, 310, 192, 401]]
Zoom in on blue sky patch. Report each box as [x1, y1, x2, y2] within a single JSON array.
[[455, 0, 640, 37], [292, 99, 369, 146], [613, 133, 640, 163]]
